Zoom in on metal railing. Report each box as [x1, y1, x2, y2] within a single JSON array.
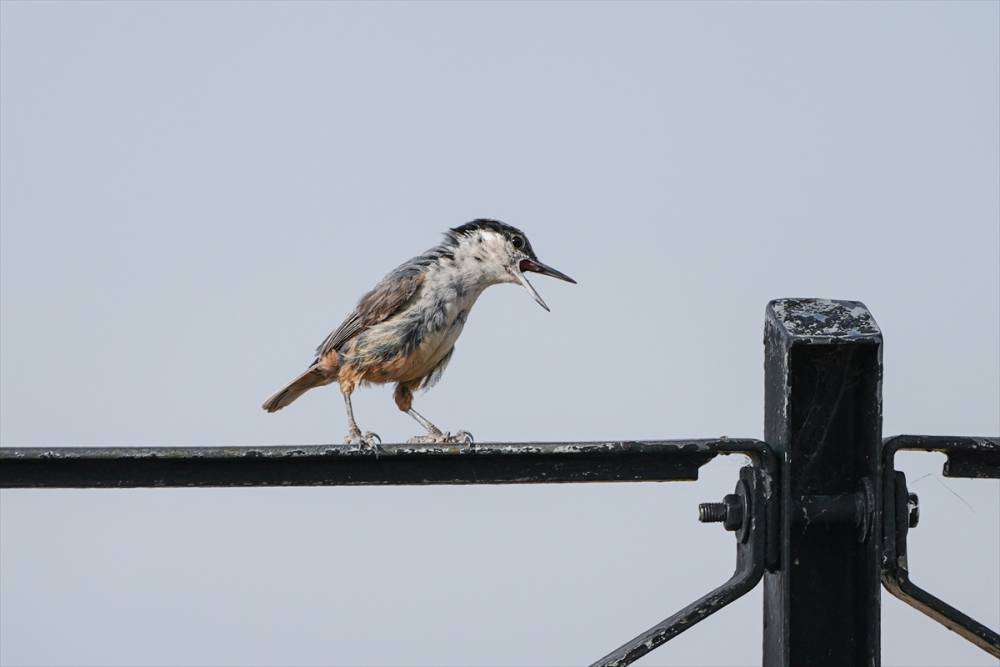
[[2, 298, 998, 666]]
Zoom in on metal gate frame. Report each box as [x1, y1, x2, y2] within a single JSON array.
[[3, 298, 998, 665]]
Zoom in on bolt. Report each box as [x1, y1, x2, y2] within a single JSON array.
[[699, 502, 727, 523], [698, 493, 744, 532], [907, 492, 919, 528]]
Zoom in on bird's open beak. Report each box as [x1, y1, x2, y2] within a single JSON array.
[[515, 258, 577, 312]]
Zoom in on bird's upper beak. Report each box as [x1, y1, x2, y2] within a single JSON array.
[[514, 258, 576, 311]]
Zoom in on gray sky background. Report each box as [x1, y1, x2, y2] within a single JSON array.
[[1, 2, 997, 666]]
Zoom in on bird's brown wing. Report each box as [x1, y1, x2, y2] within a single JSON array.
[[315, 267, 425, 358]]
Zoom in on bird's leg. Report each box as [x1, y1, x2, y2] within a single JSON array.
[[406, 408, 474, 445], [341, 386, 381, 450], [394, 383, 473, 445], [406, 408, 443, 437]]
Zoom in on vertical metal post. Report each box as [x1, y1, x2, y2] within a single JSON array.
[[763, 299, 883, 667]]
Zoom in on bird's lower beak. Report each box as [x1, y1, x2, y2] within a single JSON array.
[[515, 258, 577, 312]]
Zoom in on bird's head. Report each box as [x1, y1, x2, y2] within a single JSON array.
[[447, 219, 576, 311]]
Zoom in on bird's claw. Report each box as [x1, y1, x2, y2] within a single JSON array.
[[452, 431, 475, 445], [345, 430, 382, 453], [407, 430, 474, 446]]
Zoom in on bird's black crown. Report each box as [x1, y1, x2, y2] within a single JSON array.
[[449, 218, 538, 260]]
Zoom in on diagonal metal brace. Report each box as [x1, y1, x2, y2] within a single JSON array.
[[591, 460, 774, 667], [881, 435, 1000, 658]]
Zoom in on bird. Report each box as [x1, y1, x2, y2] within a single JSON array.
[[261, 219, 576, 447]]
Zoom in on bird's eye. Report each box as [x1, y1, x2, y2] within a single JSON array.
[[512, 235, 524, 250]]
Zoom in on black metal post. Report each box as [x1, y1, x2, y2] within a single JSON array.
[[763, 299, 883, 667]]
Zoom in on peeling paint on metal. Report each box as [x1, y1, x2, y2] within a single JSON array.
[[768, 298, 882, 344]]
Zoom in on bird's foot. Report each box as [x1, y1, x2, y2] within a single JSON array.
[[345, 430, 382, 452], [407, 430, 474, 445]]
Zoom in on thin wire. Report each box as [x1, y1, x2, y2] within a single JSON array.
[[910, 473, 976, 513]]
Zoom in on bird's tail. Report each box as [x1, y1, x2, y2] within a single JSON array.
[[262, 365, 334, 412]]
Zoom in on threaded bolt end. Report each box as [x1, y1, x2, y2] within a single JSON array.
[[699, 502, 727, 523]]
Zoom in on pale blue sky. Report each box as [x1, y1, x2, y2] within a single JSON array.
[[1, 2, 997, 666]]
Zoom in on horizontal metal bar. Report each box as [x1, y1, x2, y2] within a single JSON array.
[[0, 439, 767, 488], [883, 435, 1000, 479]]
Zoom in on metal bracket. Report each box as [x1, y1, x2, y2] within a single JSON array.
[[0, 438, 778, 667], [591, 461, 774, 667], [881, 435, 1000, 658]]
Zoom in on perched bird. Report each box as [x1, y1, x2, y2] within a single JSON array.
[[262, 219, 575, 446]]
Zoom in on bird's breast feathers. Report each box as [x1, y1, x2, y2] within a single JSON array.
[[343, 277, 482, 384]]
